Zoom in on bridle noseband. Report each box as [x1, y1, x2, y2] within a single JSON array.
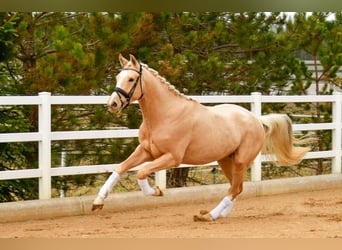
[[113, 63, 144, 110]]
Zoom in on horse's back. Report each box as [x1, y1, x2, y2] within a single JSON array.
[[210, 103, 253, 117], [209, 104, 261, 128], [182, 103, 264, 165]]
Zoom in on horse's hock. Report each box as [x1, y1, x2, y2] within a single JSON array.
[[1, 174, 342, 223]]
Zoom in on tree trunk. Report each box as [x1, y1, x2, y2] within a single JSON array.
[[167, 168, 190, 188]]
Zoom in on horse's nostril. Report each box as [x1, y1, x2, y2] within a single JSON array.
[[111, 102, 118, 108]]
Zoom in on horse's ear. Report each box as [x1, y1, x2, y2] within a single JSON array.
[[129, 54, 139, 67], [119, 53, 128, 67]]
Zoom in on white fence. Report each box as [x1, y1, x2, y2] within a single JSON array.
[[1, 92, 342, 200]]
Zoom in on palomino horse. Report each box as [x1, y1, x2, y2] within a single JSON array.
[[92, 54, 310, 221]]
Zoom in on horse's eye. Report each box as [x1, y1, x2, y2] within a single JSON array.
[[129, 78, 134, 82]]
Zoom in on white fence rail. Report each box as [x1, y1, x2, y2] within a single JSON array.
[[1, 92, 342, 200]]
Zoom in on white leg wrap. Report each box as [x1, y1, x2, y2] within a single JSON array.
[[220, 199, 235, 218], [93, 196, 105, 205], [209, 196, 234, 220], [137, 178, 155, 196], [98, 171, 120, 199]]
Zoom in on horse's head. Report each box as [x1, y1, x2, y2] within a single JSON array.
[[107, 54, 144, 113]]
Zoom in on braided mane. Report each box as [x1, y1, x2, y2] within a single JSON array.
[[141, 63, 194, 102]]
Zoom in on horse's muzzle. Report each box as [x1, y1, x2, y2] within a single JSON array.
[[107, 94, 122, 113]]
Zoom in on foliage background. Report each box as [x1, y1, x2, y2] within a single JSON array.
[[0, 12, 341, 201]]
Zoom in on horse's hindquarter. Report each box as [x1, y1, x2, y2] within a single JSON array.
[[182, 104, 265, 165]]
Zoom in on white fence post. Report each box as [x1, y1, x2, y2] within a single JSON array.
[[38, 92, 51, 199], [332, 91, 342, 174], [251, 92, 262, 181], [59, 151, 67, 197], [155, 170, 167, 190]]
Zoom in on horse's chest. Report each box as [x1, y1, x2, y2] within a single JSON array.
[[139, 130, 163, 159], [149, 140, 163, 158]]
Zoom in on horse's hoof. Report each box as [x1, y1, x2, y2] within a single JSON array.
[[152, 186, 163, 196], [91, 204, 104, 212], [193, 213, 214, 222]]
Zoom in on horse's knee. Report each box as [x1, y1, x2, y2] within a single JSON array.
[[136, 168, 148, 180]]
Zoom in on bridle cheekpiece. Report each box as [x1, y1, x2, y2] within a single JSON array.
[[113, 62, 144, 110]]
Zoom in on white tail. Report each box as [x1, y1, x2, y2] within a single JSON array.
[[260, 114, 311, 166]]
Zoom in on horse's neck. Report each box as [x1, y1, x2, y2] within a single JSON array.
[[138, 75, 188, 126]]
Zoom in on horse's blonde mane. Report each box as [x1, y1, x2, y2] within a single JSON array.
[[141, 63, 194, 102]]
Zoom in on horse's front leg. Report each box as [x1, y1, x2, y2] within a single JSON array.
[[92, 144, 153, 211], [135, 152, 179, 196]]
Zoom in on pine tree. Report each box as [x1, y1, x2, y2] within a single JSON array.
[[2, 12, 342, 200], [286, 12, 342, 174]]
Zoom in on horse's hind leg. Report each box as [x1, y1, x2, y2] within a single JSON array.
[[194, 155, 237, 222], [194, 155, 252, 221], [219, 155, 234, 185], [224, 129, 263, 203], [215, 136, 263, 218]]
